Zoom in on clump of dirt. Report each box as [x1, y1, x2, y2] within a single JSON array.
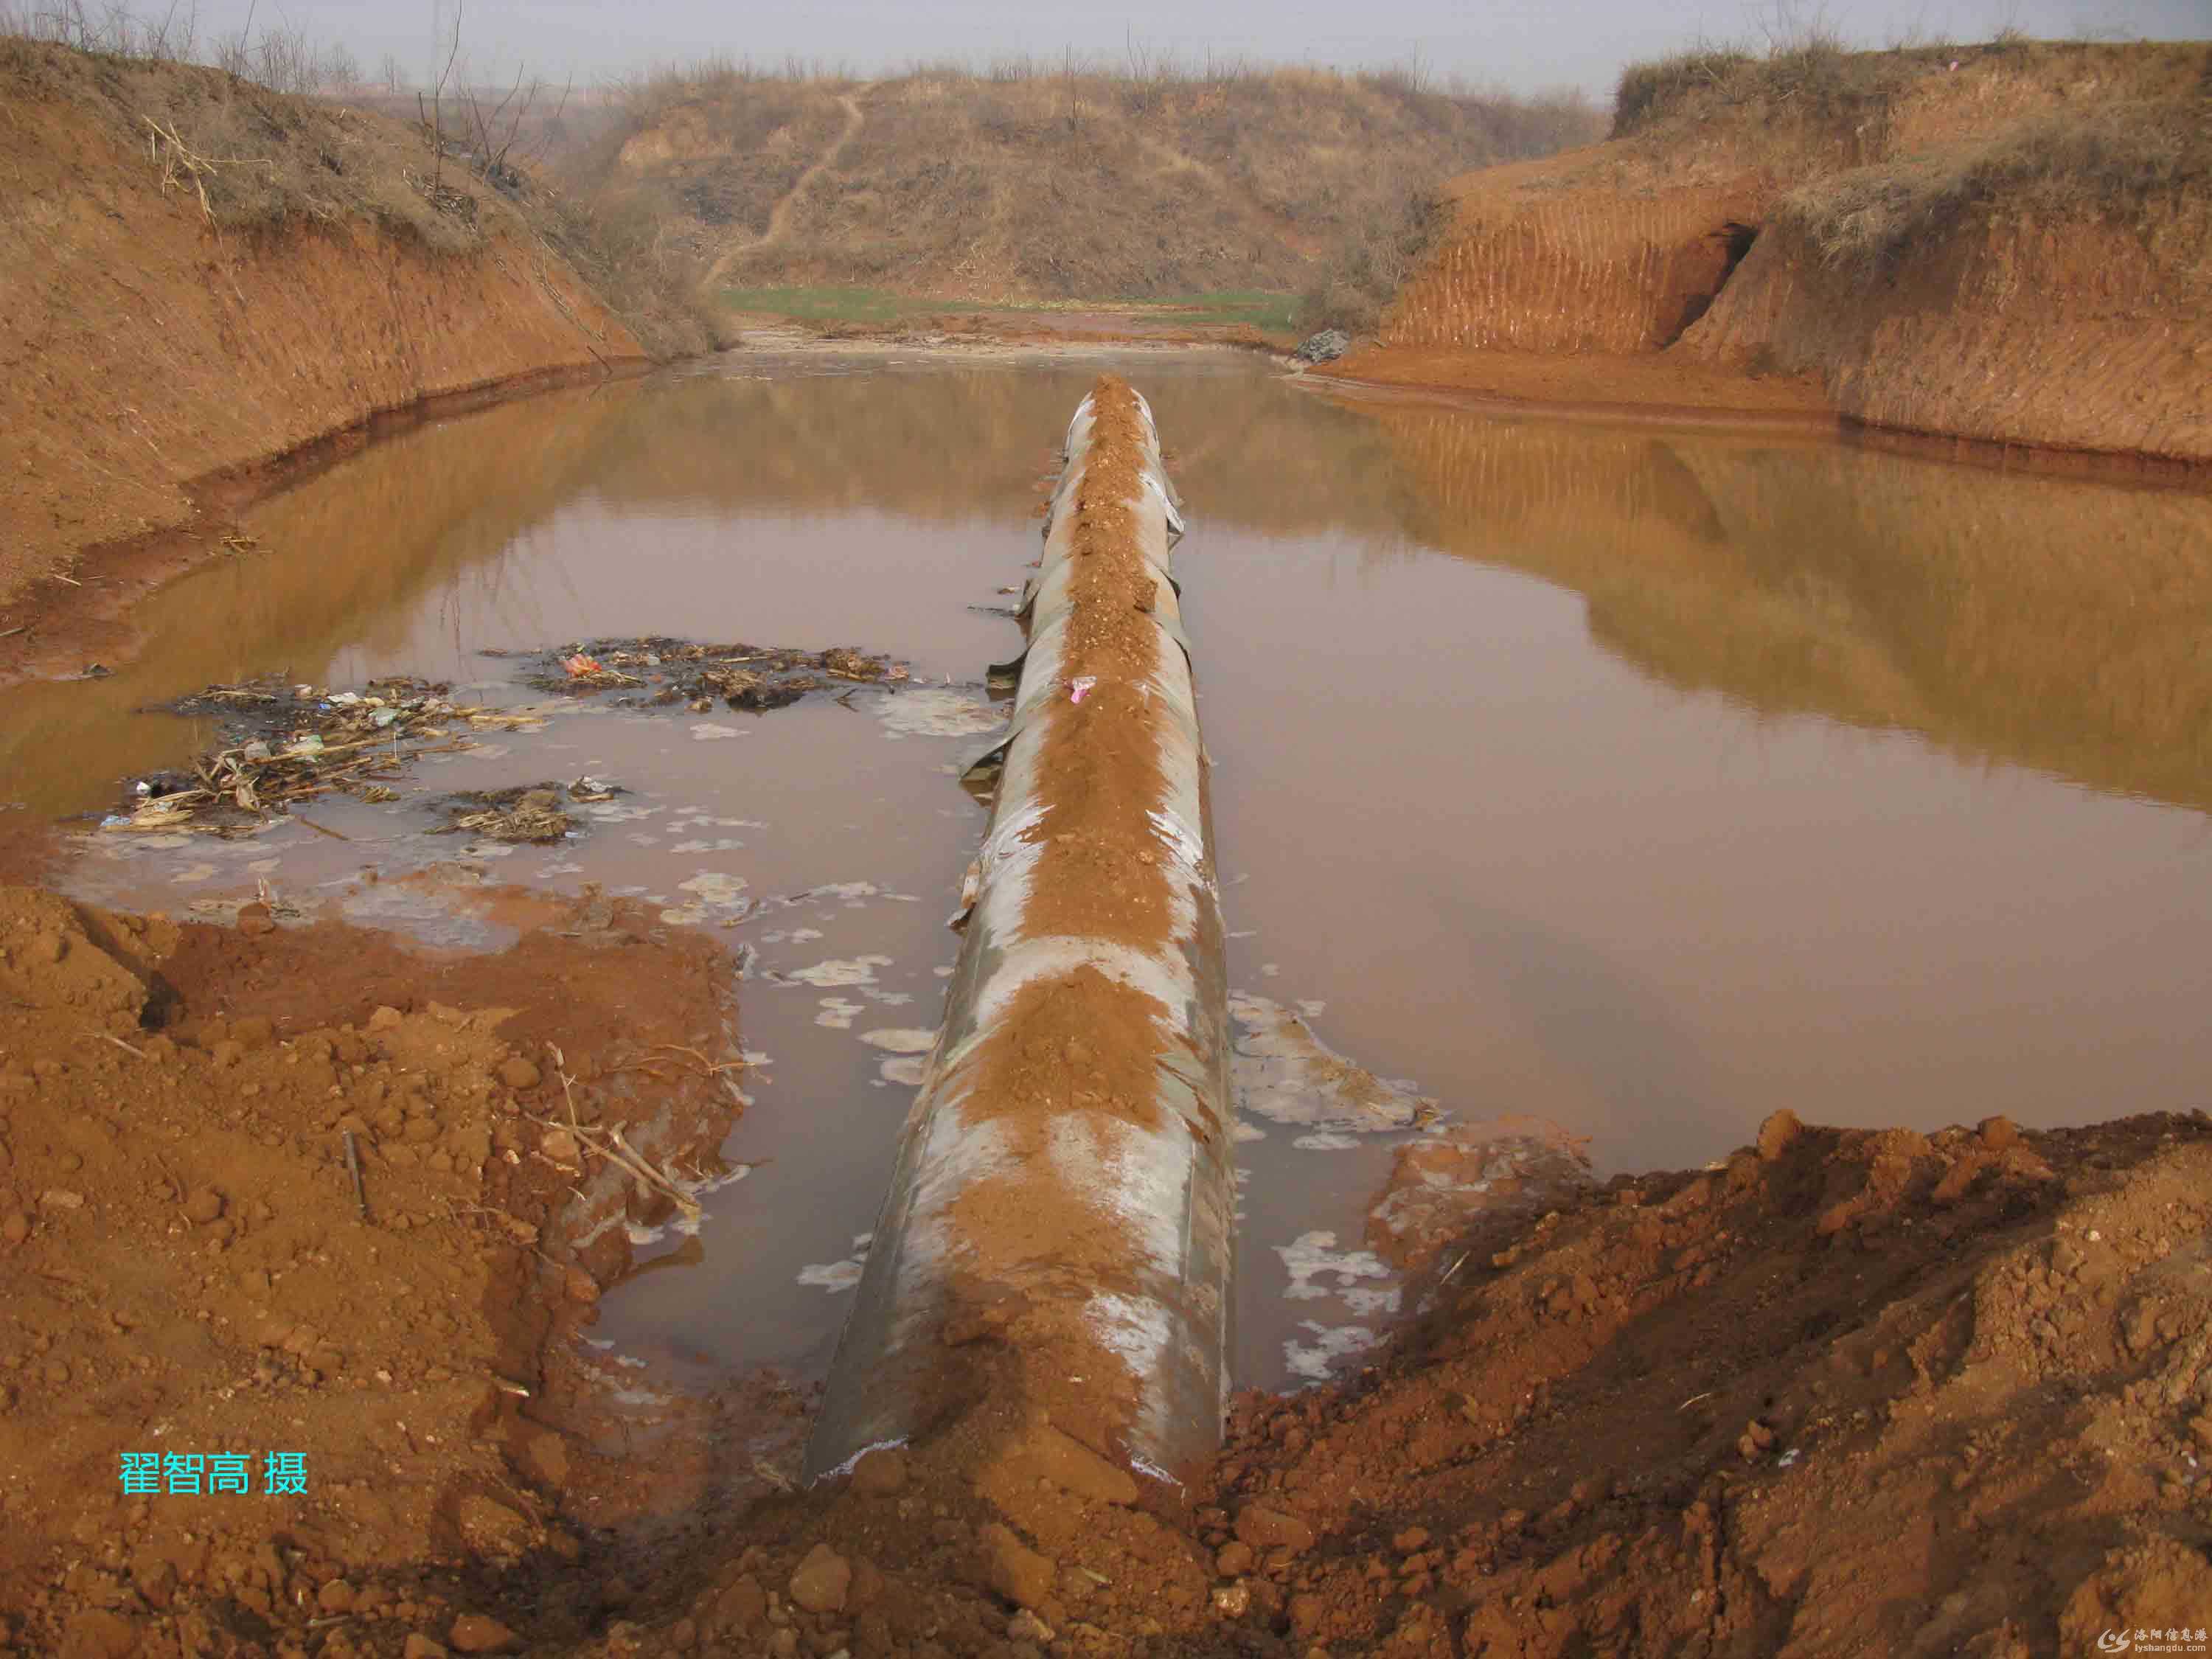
[[518, 639, 909, 712], [1366, 1117, 1593, 1276], [0, 883, 760, 1659]]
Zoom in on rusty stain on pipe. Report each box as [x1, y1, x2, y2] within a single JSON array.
[[804, 375, 1234, 1493]]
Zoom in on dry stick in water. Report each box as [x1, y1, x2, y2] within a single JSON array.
[[290, 813, 350, 842], [545, 1044, 703, 1222], [650, 1042, 753, 1077]]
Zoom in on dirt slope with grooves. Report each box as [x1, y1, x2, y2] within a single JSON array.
[[1380, 156, 1761, 356], [1341, 40, 2212, 465], [1676, 204, 2212, 463]]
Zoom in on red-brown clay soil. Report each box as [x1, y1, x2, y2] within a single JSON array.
[[1677, 211, 2212, 467], [7, 882, 2212, 1657], [0, 885, 771, 1659], [524, 1107, 2212, 1659]]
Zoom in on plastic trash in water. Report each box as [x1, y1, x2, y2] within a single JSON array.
[[370, 708, 398, 728], [1069, 675, 1098, 704], [284, 734, 325, 759], [563, 653, 607, 678]]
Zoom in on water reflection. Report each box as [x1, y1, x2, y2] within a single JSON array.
[[1364, 405, 2212, 812], [4, 352, 1431, 817], [0, 380, 643, 817]]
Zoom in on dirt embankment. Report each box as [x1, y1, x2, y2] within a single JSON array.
[[0, 39, 709, 651], [1329, 40, 2212, 465], [0, 883, 762, 1659], [1677, 164, 2212, 463], [532, 1107, 2212, 1659], [9, 897, 2212, 1658]]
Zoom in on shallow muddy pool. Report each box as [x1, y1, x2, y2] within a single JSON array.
[[10, 344, 2212, 1394]]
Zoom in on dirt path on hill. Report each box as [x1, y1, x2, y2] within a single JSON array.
[[703, 84, 873, 290], [1125, 131, 1325, 260]]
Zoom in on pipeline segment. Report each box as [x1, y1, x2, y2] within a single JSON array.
[[804, 375, 1234, 1492]]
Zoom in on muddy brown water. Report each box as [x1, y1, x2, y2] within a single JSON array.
[[7, 345, 2212, 1394]]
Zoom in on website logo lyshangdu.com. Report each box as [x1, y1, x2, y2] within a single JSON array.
[[2099, 1630, 2211, 1655]]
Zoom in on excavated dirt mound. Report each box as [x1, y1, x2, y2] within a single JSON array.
[[1201, 1110, 2212, 1658], [0, 885, 759, 1659], [512, 1108, 2212, 1659]]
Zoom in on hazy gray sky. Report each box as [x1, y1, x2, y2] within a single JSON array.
[[200, 0, 2211, 94]]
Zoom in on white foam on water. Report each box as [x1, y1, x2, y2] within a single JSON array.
[[1285, 1322, 1378, 1383], [1277, 1231, 1392, 1302], [790, 954, 893, 987]]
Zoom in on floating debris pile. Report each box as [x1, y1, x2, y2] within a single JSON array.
[[105, 675, 512, 835], [514, 638, 910, 713], [431, 782, 601, 846], [102, 633, 909, 837]]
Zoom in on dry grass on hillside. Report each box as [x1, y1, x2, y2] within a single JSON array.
[[557, 60, 1604, 328], [1613, 32, 2211, 150], [0, 32, 714, 355], [0, 34, 486, 251], [1599, 33, 2212, 292], [1775, 97, 2212, 280]]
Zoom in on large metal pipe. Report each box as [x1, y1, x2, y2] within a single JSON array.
[[804, 375, 1234, 1495]]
